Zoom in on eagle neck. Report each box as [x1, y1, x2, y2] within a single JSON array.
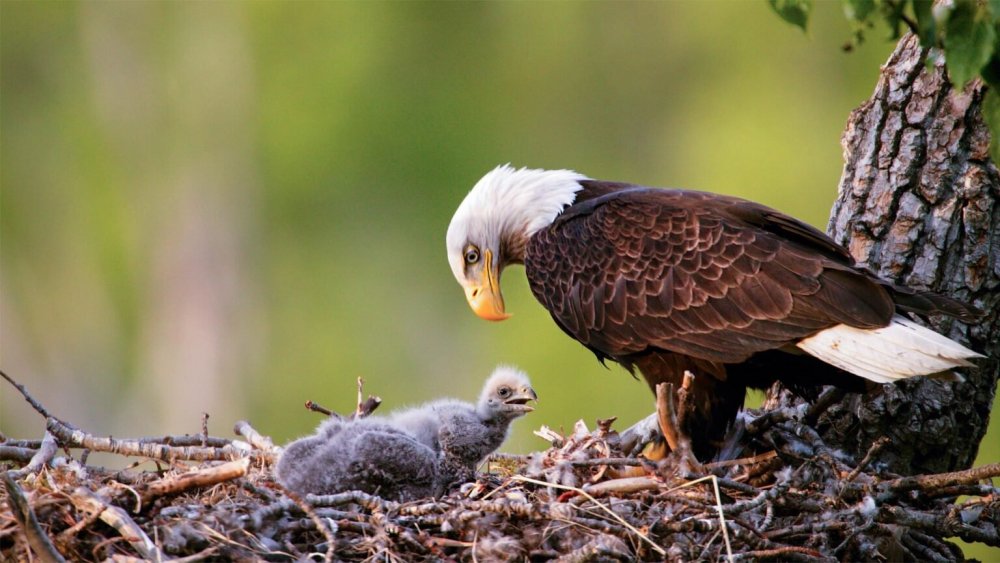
[[488, 167, 587, 263]]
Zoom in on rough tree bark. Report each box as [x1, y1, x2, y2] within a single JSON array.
[[766, 34, 1000, 476]]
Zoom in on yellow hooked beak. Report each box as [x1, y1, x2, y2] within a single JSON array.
[[464, 249, 511, 321]]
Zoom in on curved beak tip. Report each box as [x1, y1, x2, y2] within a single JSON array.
[[464, 285, 511, 321]]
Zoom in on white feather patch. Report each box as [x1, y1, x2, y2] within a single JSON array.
[[795, 315, 984, 384]]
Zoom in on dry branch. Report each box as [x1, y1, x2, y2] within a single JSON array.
[[16, 432, 59, 477], [232, 420, 279, 459], [305, 400, 335, 416], [352, 377, 382, 419], [45, 416, 254, 462], [3, 472, 66, 563], [68, 487, 164, 561], [881, 462, 1000, 494], [140, 458, 249, 504]]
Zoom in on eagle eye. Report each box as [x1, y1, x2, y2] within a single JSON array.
[[497, 386, 511, 399], [464, 247, 481, 265]]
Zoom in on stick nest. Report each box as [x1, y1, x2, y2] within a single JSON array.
[[2, 375, 998, 562]]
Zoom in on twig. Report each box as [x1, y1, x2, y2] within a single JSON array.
[[15, 431, 59, 476], [569, 457, 644, 467], [664, 474, 734, 563], [355, 395, 382, 419], [512, 474, 666, 556], [880, 462, 1000, 495], [0, 438, 44, 448], [141, 458, 250, 503], [705, 450, 778, 471], [200, 412, 210, 447], [107, 547, 220, 563], [56, 498, 108, 547], [533, 425, 566, 447], [46, 417, 254, 462], [655, 382, 679, 452], [0, 369, 53, 418], [233, 420, 278, 456], [488, 452, 532, 463], [352, 377, 382, 420], [68, 486, 164, 561], [0, 445, 37, 463], [581, 476, 661, 497], [308, 490, 401, 512], [355, 377, 365, 416], [745, 409, 793, 436], [305, 400, 335, 416], [273, 482, 337, 563], [150, 435, 232, 448], [710, 475, 736, 563], [735, 545, 830, 561], [3, 471, 68, 563], [839, 436, 890, 497], [767, 519, 851, 540], [880, 504, 999, 546], [655, 373, 703, 472], [804, 387, 846, 425], [552, 534, 631, 562]]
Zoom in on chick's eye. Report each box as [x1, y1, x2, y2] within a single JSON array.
[[464, 248, 480, 265], [497, 386, 511, 398]]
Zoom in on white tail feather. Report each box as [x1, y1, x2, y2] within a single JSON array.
[[796, 315, 984, 384]]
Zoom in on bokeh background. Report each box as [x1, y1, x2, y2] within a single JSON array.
[[2, 2, 997, 556]]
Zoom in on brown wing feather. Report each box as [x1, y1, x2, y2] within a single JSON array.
[[525, 187, 895, 366]]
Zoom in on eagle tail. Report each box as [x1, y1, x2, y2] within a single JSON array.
[[795, 315, 984, 384]]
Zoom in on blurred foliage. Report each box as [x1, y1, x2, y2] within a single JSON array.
[[1, 3, 997, 557], [780, 0, 1000, 162], [769, 0, 813, 32]]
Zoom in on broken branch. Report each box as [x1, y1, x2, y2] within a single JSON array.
[[140, 458, 250, 504], [3, 471, 67, 563]]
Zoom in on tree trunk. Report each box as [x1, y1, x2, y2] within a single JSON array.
[[766, 34, 1000, 476]]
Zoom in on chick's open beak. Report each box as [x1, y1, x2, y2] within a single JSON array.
[[464, 249, 511, 321], [503, 386, 538, 414]]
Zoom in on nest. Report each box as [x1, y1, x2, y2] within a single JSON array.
[[2, 371, 999, 562]]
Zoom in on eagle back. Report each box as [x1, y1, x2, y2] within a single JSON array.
[[524, 184, 894, 364]]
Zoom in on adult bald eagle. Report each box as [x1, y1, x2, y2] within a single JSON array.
[[446, 165, 984, 458]]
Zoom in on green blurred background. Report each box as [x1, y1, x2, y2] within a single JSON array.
[[1, 2, 997, 556]]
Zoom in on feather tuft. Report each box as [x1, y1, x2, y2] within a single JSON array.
[[795, 315, 983, 383]]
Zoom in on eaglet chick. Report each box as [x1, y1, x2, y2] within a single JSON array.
[[275, 418, 441, 501], [275, 366, 537, 501]]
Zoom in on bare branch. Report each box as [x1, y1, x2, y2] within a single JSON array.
[[141, 458, 249, 504], [233, 419, 279, 457], [3, 472, 67, 563], [1, 369, 53, 418], [305, 400, 335, 416], [68, 486, 164, 560], [14, 431, 59, 477], [46, 416, 255, 462]]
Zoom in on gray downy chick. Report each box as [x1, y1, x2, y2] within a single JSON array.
[[386, 366, 536, 454], [275, 418, 441, 502], [275, 366, 536, 500], [434, 367, 537, 486]]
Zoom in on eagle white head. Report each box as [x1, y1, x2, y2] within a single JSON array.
[[446, 164, 587, 320]]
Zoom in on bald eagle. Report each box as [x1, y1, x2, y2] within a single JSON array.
[[446, 165, 984, 458]]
